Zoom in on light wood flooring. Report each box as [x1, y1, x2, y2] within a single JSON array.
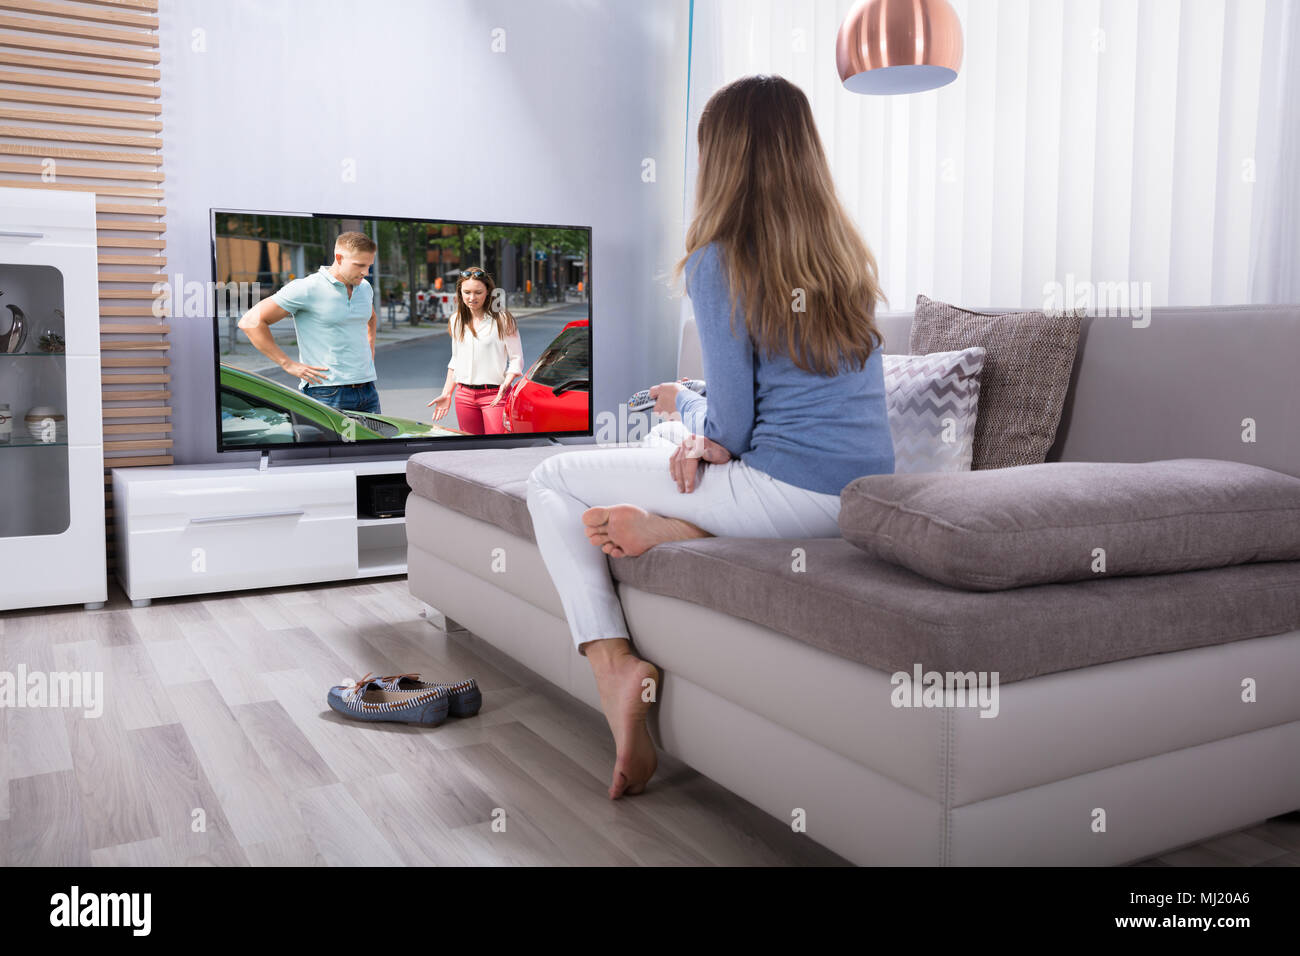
[[0, 576, 1296, 866]]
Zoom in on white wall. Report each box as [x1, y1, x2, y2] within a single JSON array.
[[159, 0, 691, 463]]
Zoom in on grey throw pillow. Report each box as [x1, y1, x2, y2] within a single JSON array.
[[909, 295, 1084, 470], [882, 348, 986, 472], [838, 458, 1300, 591]]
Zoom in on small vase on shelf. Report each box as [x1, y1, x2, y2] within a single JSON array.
[[38, 330, 65, 353], [38, 309, 65, 353], [24, 405, 65, 443], [0, 300, 26, 353]]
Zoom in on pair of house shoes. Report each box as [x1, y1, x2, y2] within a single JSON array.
[[327, 672, 482, 726]]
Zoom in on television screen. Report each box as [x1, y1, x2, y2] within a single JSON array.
[[210, 209, 591, 452]]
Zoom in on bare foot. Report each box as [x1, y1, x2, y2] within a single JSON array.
[[582, 505, 711, 558], [589, 649, 661, 798]]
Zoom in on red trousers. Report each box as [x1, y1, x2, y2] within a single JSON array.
[[454, 384, 507, 434]]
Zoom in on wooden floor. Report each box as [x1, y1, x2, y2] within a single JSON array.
[[0, 576, 1296, 866]]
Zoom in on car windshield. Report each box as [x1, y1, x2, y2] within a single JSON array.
[[531, 327, 589, 390], [221, 387, 340, 445]]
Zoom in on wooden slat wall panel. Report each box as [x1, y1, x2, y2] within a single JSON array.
[[0, 51, 160, 78], [0, 2, 158, 31], [0, 86, 161, 112], [0, 0, 169, 576], [70, 0, 158, 13], [0, 107, 163, 130], [2, 130, 165, 149], [0, 70, 159, 97]]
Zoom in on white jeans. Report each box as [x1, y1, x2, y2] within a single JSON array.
[[524, 421, 844, 655]]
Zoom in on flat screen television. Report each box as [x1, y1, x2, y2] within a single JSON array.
[[210, 208, 592, 453]]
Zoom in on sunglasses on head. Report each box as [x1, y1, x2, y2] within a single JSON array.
[[461, 269, 486, 279]]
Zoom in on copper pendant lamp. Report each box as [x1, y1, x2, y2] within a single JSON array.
[[836, 0, 964, 95]]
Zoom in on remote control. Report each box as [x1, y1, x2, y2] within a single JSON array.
[[627, 380, 708, 411], [627, 388, 655, 411]]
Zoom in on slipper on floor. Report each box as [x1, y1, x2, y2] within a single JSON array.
[[372, 673, 482, 718], [327, 673, 451, 725]]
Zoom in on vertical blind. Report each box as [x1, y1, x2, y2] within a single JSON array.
[[684, 0, 1300, 310]]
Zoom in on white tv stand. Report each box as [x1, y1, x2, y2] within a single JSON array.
[[111, 457, 412, 607]]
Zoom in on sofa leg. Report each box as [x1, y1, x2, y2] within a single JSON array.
[[420, 603, 467, 633]]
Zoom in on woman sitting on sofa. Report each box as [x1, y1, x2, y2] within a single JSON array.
[[525, 73, 895, 800]]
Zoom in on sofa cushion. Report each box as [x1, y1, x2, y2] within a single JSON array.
[[909, 294, 1084, 469], [838, 458, 1300, 591], [406, 446, 1300, 681], [406, 444, 615, 540], [883, 348, 986, 472], [607, 536, 1300, 683]]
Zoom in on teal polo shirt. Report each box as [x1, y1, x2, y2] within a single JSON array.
[[270, 266, 376, 388]]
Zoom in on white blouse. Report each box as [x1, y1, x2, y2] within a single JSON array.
[[447, 312, 524, 385]]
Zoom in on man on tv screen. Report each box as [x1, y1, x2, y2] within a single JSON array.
[[236, 231, 381, 413]]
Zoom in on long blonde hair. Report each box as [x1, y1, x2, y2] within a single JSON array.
[[451, 265, 518, 342], [672, 74, 888, 376]]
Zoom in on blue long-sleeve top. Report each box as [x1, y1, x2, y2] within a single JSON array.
[[676, 241, 895, 495]]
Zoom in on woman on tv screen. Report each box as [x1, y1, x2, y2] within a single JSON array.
[[428, 266, 524, 434]]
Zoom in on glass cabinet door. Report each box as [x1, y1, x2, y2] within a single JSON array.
[[0, 262, 70, 538]]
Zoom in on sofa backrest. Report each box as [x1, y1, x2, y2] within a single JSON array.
[[678, 304, 1300, 478]]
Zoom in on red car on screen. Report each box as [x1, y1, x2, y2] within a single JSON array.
[[504, 319, 589, 434]]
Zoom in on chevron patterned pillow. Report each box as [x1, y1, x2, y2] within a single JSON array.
[[882, 348, 986, 473]]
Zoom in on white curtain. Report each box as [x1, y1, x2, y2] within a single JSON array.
[[683, 0, 1300, 310]]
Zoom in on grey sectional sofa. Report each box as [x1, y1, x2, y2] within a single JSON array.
[[405, 304, 1300, 866]]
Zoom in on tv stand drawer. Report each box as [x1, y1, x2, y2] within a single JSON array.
[[113, 469, 358, 600]]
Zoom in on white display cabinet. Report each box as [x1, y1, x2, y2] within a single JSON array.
[[0, 187, 107, 610]]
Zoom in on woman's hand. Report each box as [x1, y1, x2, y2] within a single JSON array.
[[427, 390, 454, 422], [488, 377, 514, 408], [669, 433, 732, 493], [697, 435, 733, 463], [648, 382, 682, 417]]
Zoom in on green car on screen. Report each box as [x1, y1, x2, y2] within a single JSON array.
[[220, 363, 465, 446]]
